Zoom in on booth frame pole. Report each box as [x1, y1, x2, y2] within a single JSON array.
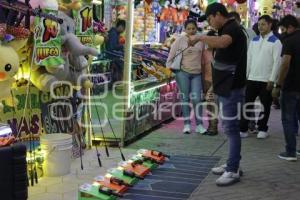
[[121, 0, 134, 147]]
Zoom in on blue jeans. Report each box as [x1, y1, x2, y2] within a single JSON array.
[[217, 88, 244, 173], [175, 70, 203, 126], [281, 91, 300, 155]]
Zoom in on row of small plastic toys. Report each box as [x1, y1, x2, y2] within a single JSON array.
[[78, 149, 170, 200]]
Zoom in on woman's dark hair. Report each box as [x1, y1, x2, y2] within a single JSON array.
[[184, 19, 197, 29]]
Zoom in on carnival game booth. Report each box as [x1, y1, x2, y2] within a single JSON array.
[[0, 0, 109, 195], [90, 0, 206, 146], [0, 0, 180, 193]]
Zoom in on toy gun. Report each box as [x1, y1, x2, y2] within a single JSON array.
[[0, 0, 63, 28]]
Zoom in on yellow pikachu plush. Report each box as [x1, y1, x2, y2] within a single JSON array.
[[0, 44, 19, 110]]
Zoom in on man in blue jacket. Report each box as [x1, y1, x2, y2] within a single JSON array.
[[106, 20, 126, 82], [106, 19, 126, 51]]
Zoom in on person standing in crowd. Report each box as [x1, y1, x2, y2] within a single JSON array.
[[202, 30, 219, 136], [166, 19, 207, 135], [106, 19, 126, 51], [271, 19, 282, 110], [229, 11, 257, 133], [189, 3, 247, 186], [272, 15, 300, 161], [228, 11, 257, 46], [240, 15, 282, 139], [105, 20, 126, 82]]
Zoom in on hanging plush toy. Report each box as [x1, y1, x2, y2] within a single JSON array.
[[178, 0, 189, 24], [31, 11, 98, 91], [151, 0, 161, 15], [169, 0, 179, 24], [189, 4, 202, 22], [160, 0, 172, 21], [0, 43, 19, 110], [58, 0, 82, 11]]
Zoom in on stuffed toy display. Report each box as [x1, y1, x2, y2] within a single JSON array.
[[0, 44, 19, 110], [58, 0, 82, 11], [0, 32, 29, 110], [0, 2, 30, 110], [31, 11, 98, 91]]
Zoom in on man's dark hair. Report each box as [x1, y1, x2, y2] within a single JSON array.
[[252, 22, 259, 35], [278, 15, 299, 29], [228, 11, 241, 23], [116, 19, 126, 28], [184, 19, 197, 28], [205, 3, 229, 18], [258, 15, 273, 24]]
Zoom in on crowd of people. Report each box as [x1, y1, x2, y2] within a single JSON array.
[[167, 3, 300, 187]]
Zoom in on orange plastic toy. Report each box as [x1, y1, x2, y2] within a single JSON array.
[[0, 135, 15, 147], [95, 176, 129, 196], [121, 161, 151, 179], [140, 150, 168, 164]]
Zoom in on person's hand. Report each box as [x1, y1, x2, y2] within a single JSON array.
[[188, 35, 203, 46], [266, 81, 274, 91], [272, 87, 281, 99]]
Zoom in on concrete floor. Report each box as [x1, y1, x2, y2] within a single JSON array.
[[29, 108, 300, 200]]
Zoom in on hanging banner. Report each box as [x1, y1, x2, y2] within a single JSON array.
[[40, 84, 75, 134], [73, 0, 94, 46], [0, 87, 42, 140], [34, 9, 64, 67]]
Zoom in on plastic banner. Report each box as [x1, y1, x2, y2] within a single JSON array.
[[0, 87, 42, 140], [34, 9, 64, 67], [73, 0, 94, 46]]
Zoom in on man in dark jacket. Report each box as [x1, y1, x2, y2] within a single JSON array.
[[189, 3, 247, 186], [273, 15, 300, 161], [106, 20, 126, 82]]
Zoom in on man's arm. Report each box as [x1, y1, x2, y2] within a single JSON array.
[[267, 40, 283, 91], [189, 35, 232, 49], [277, 54, 291, 86], [247, 42, 253, 79], [269, 41, 283, 82]]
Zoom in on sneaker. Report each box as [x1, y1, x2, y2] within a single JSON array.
[[257, 131, 269, 139], [196, 124, 207, 134], [297, 150, 300, 156], [183, 125, 191, 134], [278, 152, 297, 161], [240, 132, 249, 138], [212, 164, 227, 175], [212, 164, 244, 176], [216, 171, 240, 186]]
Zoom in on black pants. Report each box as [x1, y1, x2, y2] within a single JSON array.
[[240, 80, 273, 132]]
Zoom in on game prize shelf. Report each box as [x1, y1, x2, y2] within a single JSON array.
[[90, 45, 180, 146]]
